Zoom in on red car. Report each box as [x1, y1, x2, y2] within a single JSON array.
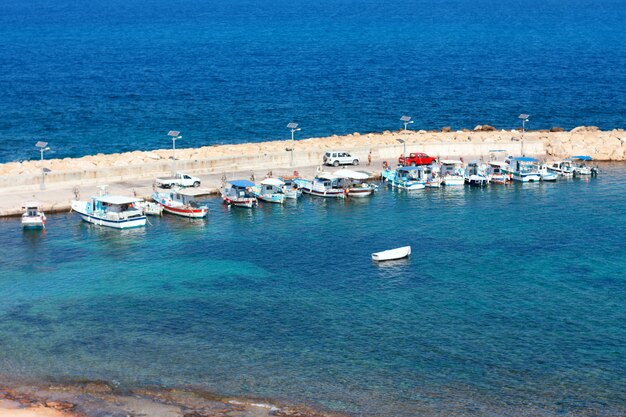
[[398, 152, 437, 166]]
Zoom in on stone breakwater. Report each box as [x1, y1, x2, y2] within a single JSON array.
[[0, 127, 623, 191]]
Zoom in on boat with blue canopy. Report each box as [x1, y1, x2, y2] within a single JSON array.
[[382, 166, 427, 190], [505, 157, 541, 182], [221, 180, 258, 208]]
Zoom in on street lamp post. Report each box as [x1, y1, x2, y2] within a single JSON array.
[[518, 114, 529, 156], [35, 141, 50, 161], [287, 122, 301, 167], [168, 130, 181, 174], [400, 115, 414, 132]]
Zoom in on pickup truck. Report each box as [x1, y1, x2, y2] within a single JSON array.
[[155, 172, 201, 188], [398, 152, 437, 166]]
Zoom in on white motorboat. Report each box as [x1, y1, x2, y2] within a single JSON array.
[[538, 163, 558, 182], [250, 178, 287, 204], [438, 160, 465, 186], [71, 194, 146, 229], [138, 201, 164, 216], [464, 161, 490, 187], [487, 161, 510, 184], [294, 174, 347, 198], [21, 202, 46, 229], [334, 169, 377, 197], [382, 166, 427, 190], [371, 245, 411, 262], [505, 157, 541, 182], [153, 190, 209, 218]]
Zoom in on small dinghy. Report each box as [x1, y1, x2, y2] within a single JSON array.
[[371, 245, 411, 262]]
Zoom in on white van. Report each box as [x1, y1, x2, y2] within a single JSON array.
[[323, 151, 359, 167]]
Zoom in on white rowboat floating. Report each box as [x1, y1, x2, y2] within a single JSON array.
[[371, 245, 411, 262]]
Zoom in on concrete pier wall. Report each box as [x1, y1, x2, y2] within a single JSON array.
[[0, 140, 542, 192]]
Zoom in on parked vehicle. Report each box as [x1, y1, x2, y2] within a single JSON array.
[[221, 180, 258, 208], [398, 152, 437, 166], [22, 202, 46, 229], [152, 190, 209, 218], [155, 172, 201, 188], [323, 151, 359, 167]]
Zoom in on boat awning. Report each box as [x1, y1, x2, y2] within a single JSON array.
[[570, 155, 592, 161], [317, 172, 341, 180], [228, 180, 255, 187], [95, 195, 143, 204], [489, 161, 507, 167], [510, 157, 538, 162], [177, 188, 209, 196], [440, 159, 462, 164], [261, 178, 285, 186], [333, 169, 369, 180], [396, 166, 421, 172]]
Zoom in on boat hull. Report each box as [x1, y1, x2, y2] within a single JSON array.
[[161, 204, 208, 218], [372, 245, 411, 262], [73, 209, 146, 229], [346, 187, 374, 197], [223, 196, 257, 208], [22, 216, 46, 229], [301, 188, 346, 198]]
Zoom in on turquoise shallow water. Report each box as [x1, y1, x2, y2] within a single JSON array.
[[1, 166, 626, 416]]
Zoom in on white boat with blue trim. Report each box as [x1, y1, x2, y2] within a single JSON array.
[[71, 194, 146, 229], [505, 157, 541, 182], [382, 166, 427, 190], [250, 178, 287, 204], [294, 173, 347, 198]]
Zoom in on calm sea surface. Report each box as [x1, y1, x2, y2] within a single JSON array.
[[1, 168, 625, 416], [0, 0, 625, 162]]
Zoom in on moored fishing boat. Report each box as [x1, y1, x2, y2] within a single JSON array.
[[152, 190, 209, 218], [294, 174, 347, 198], [505, 157, 541, 182], [280, 176, 302, 199], [71, 194, 146, 229], [538, 163, 558, 182], [487, 161, 510, 184], [334, 169, 377, 197], [221, 180, 258, 208], [464, 161, 490, 187], [371, 245, 411, 262], [382, 166, 426, 190], [138, 201, 164, 216], [570, 156, 596, 176], [547, 159, 576, 176], [250, 178, 286, 204], [438, 160, 465, 186], [21, 202, 46, 229]]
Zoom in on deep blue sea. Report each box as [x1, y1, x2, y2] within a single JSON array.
[[1, 169, 625, 416], [0, 0, 625, 162]]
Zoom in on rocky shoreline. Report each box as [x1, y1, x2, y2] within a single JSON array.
[[0, 377, 348, 417]]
